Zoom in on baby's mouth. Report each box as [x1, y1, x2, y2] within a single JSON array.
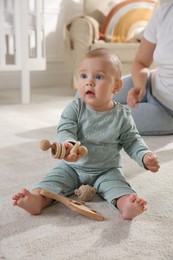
[[86, 90, 95, 95]]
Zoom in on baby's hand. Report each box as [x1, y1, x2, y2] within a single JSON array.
[[143, 152, 160, 173], [63, 142, 88, 162], [63, 142, 81, 162]]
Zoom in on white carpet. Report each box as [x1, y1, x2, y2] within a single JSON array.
[[1, 87, 173, 260]]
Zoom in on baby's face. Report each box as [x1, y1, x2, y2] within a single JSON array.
[[78, 56, 118, 111]]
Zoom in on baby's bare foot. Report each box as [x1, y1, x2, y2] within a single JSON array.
[[12, 188, 43, 215], [120, 193, 147, 220]]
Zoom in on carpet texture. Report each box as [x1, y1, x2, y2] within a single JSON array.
[[1, 87, 173, 260]]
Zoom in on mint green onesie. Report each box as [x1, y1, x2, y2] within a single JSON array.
[[34, 98, 150, 206]]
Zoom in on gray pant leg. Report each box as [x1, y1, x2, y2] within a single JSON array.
[[32, 161, 81, 196], [93, 168, 135, 208], [114, 74, 173, 135], [131, 102, 173, 135]]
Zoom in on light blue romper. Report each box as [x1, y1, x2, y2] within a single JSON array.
[[34, 99, 150, 206]]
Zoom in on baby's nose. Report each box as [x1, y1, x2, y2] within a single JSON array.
[[86, 81, 94, 86]]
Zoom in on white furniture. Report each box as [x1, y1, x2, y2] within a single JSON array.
[[0, 0, 46, 104], [64, 0, 156, 89]]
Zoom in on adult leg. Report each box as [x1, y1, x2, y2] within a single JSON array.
[[115, 73, 173, 135], [130, 102, 173, 135]]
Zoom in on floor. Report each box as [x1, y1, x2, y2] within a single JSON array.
[[0, 86, 76, 150], [0, 86, 76, 105], [1, 86, 173, 260]]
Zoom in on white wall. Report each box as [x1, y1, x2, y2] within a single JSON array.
[[0, 0, 83, 89]]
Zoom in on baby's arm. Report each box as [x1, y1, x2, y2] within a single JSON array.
[[143, 152, 160, 173]]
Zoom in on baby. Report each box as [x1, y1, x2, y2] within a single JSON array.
[[12, 48, 160, 220]]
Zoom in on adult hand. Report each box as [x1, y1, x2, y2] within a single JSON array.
[[127, 87, 146, 108]]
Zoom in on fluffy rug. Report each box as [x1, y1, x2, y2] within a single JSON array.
[[1, 87, 173, 260]]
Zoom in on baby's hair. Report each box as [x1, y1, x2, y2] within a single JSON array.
[[81, 48, 122, 79]]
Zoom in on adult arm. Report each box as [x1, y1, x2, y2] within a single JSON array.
[[127, 37, 156, 108]]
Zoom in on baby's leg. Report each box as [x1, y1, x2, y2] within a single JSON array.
[[12, 188, 53, 215], [116, 193, 147, 220]]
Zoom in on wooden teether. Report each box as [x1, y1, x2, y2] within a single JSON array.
[[70, 141, 88, 157], [40, 139, 66, 159], [70, 141, 81, 153], [40, 139, 88, 159], [40, 189, 104, 221]]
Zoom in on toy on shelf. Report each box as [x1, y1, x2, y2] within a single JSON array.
[[40, 189, 104, 221], [75, 184, 97, 202], [39, 139, 88, 159]]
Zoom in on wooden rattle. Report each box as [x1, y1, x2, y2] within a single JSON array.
[[40, 189, 104, 221], [39, 139, 88, 159]]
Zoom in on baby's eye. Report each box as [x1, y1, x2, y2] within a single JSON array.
[[80, 73, 87, 79], [95, 74, 103, 80]]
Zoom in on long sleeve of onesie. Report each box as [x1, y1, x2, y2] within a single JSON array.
[[56, 99, 150, 170]]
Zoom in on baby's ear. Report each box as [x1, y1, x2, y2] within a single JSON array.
[[113, 79, 123, 94]]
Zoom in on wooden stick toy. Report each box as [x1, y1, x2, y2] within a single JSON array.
[[40, 189, 105, 221], [39, 139, 88, 159]]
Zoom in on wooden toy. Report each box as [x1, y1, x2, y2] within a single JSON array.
[[40, 189, 105, 221], [39, 139, 88, 159], [75, 184, 97, 202]]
